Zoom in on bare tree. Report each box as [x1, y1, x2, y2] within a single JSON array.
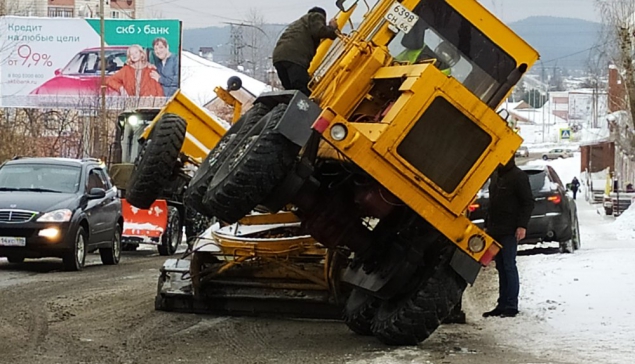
[[243, 8, 278, 83], [596, 0, 635, 156]]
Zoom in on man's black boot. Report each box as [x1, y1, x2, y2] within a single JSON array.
[[500, 308, 519, 317], [482, 308, 503, 317]]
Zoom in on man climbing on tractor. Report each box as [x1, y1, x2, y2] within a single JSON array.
[[272, 7, 339, 95]]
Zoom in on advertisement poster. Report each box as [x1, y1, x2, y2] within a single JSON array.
[[0, 16, 182, 109]]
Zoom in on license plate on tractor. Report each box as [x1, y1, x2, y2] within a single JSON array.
[[0, 237, 26, 247], [385, 2, 420, 34]]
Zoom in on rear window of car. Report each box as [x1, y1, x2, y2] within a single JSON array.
[[523, 169, 549, 193]]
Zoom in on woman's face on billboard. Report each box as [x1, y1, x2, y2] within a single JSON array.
[[129, 47, 142, 63]]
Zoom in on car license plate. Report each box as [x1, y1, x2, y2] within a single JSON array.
[[385, 2, 419, 34], [0, 237, 26, 247]]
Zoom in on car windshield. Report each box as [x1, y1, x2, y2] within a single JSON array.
[[387, 0, 516, 103], [0, 164, 81, 194], [62, 50, 127, 75]]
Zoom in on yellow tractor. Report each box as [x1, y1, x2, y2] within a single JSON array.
[[129, 0, 539, 347]]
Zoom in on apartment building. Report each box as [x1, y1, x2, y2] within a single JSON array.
[[4, 0, 145, 19]]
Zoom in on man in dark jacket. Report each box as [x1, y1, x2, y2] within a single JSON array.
[[272, 7, 338, 96], [483, 156, 534, 318]]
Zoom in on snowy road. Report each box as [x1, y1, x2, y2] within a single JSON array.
[[0, 154, 633, 364]]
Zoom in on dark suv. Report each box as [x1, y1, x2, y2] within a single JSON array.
[[0, 157, 123, 270], [468, 164, 580, 253]]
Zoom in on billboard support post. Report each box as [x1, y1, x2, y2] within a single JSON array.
[[99, 0, 107, 158]]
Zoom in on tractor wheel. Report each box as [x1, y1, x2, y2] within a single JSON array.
[[126, 114, 187, 209], [344, 288, 380, 336], [202, 103, 301, 223], [371, 246, 467, 346], [185, 103, 271, 217], [158, 206, 183, 256]]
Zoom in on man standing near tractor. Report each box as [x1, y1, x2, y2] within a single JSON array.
[[272, 7, 338, 96], [483, 157, 534, 318]]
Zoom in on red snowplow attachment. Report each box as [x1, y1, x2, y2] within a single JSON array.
[[122, 199, 168, 241]]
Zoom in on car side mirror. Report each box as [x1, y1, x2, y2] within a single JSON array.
[[87, 187, 106, 199]]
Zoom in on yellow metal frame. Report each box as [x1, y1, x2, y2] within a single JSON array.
[[312, 0, 539, 111], [140, 89, 228, 161], [316, 64, 524, 261], [213, 86, 243, 123]]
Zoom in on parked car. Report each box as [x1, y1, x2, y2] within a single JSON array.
[[29, 46, 128, 96], [542, 148, 573, 160], [0, 157, 123, 271], [515, 146, 529, 158], [468, 164, 580, 253]]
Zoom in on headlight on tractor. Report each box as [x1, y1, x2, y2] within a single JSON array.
[[467, 235, 486, 253], [330, 124, 348, 141], [37, 209, 72, 223], [127, 114, 140, 127]]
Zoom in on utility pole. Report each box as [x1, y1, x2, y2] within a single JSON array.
[[99, 0, 107, 158], [228, 23, 245, 70]]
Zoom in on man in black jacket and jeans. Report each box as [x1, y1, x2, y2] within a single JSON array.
[[483, 157, 534, 318], [272, 7, 338, 96]]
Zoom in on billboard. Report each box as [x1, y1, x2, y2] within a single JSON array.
[[0, 16, 182, 109]]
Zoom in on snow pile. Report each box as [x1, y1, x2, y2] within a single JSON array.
[[614, 204, 635, 240]]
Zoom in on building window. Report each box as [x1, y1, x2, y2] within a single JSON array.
[[111, 11, 120, 18], [48, 7, 74, 18]]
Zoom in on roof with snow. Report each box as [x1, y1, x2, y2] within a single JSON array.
[[180, 51, 269, 107]]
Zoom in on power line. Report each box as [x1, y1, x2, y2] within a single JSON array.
[[540, 45, 601, 64]]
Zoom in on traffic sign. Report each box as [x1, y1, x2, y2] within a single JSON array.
[[560, 128, 571, 140]]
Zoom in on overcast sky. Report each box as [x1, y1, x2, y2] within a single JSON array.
[[143, 0, 601, 29]]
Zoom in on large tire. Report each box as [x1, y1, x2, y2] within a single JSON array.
[[158, 206, 182, 256], [126, 114, 187, 209], [63, 226, 87, 271], [184, 207, 215, 241], [202, 103, 301, 223], [100, 224, 122, 265], [572, 214, 581, 250], [371, 248, 467, 346], [344, 288, 380, 336], [184, 103, 271, 217]]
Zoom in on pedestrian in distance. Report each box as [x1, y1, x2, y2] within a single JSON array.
[[272, 7, 339, 96], [483, 156, 534, 318], [570, 177, 580, 200]]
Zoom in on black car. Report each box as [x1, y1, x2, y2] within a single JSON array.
[[0, 157, 123, 270], [468, 164, 580, 253]]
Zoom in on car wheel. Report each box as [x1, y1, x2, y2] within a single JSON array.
[[158, 207, 182, 256], [7, 256, 25, 264], [559, 239, 574, 254], [572, 215, 581, 250], [63, 226, 87, 271], [542, 155, 548, 161], [100, 224, 122, 265]]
